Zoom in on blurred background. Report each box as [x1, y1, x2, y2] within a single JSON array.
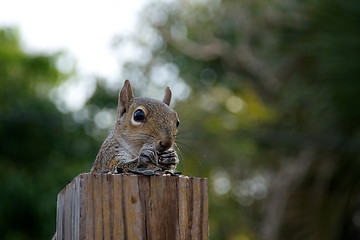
[[1, 0, 360, 239]]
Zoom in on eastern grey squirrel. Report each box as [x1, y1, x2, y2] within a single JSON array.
[[52, 80, 180, 239], [90, 80, 180, 173]]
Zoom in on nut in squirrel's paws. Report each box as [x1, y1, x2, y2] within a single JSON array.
[[138, 145, 159, 168], [158, 149, 179, 170]]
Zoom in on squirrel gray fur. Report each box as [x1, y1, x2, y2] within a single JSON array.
[[90, 80, 179, 173]]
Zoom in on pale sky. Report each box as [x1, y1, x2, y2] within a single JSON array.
[[0, 0, 190, 111], [0, 0, 144, 79], [0, 0, 146, 111]]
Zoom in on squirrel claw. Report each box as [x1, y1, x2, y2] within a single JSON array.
[[158, 149, 179, 170], [138, 145, 159, 167]]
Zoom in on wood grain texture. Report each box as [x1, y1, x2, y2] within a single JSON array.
[[56, 173, 208, 240]]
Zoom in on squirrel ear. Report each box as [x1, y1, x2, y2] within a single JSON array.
[[118, 80, 134, 117], [163, 87, 172, 106]]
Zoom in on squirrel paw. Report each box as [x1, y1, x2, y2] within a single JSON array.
[[158, 149, 179, 170], [138, 145, 159, 168]]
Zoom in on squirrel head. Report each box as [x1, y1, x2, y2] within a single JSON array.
[[114, 80, 179, 153]]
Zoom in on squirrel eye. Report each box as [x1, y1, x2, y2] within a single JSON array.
[[133, 109, 146, 122], [176, 118, 180, 128]]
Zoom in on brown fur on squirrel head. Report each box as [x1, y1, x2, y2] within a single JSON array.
[[114, 80, 179, 155]]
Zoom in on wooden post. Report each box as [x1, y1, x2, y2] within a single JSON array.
[[55, 173, 208, 240]]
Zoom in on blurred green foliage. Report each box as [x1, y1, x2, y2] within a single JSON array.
[[1, 0, 360, 239], [0, 28, 99, 239]]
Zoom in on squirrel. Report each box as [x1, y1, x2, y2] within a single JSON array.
[[90, 80, 180, 173]]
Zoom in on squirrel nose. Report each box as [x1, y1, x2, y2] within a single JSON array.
[[157, 139, 173, 152]]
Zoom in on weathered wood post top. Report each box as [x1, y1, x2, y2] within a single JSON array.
[[56, 173, 208, 240]]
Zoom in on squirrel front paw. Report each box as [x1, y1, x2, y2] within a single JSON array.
[[158, 149, 179, 171], [138, 145, 159, 168]]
